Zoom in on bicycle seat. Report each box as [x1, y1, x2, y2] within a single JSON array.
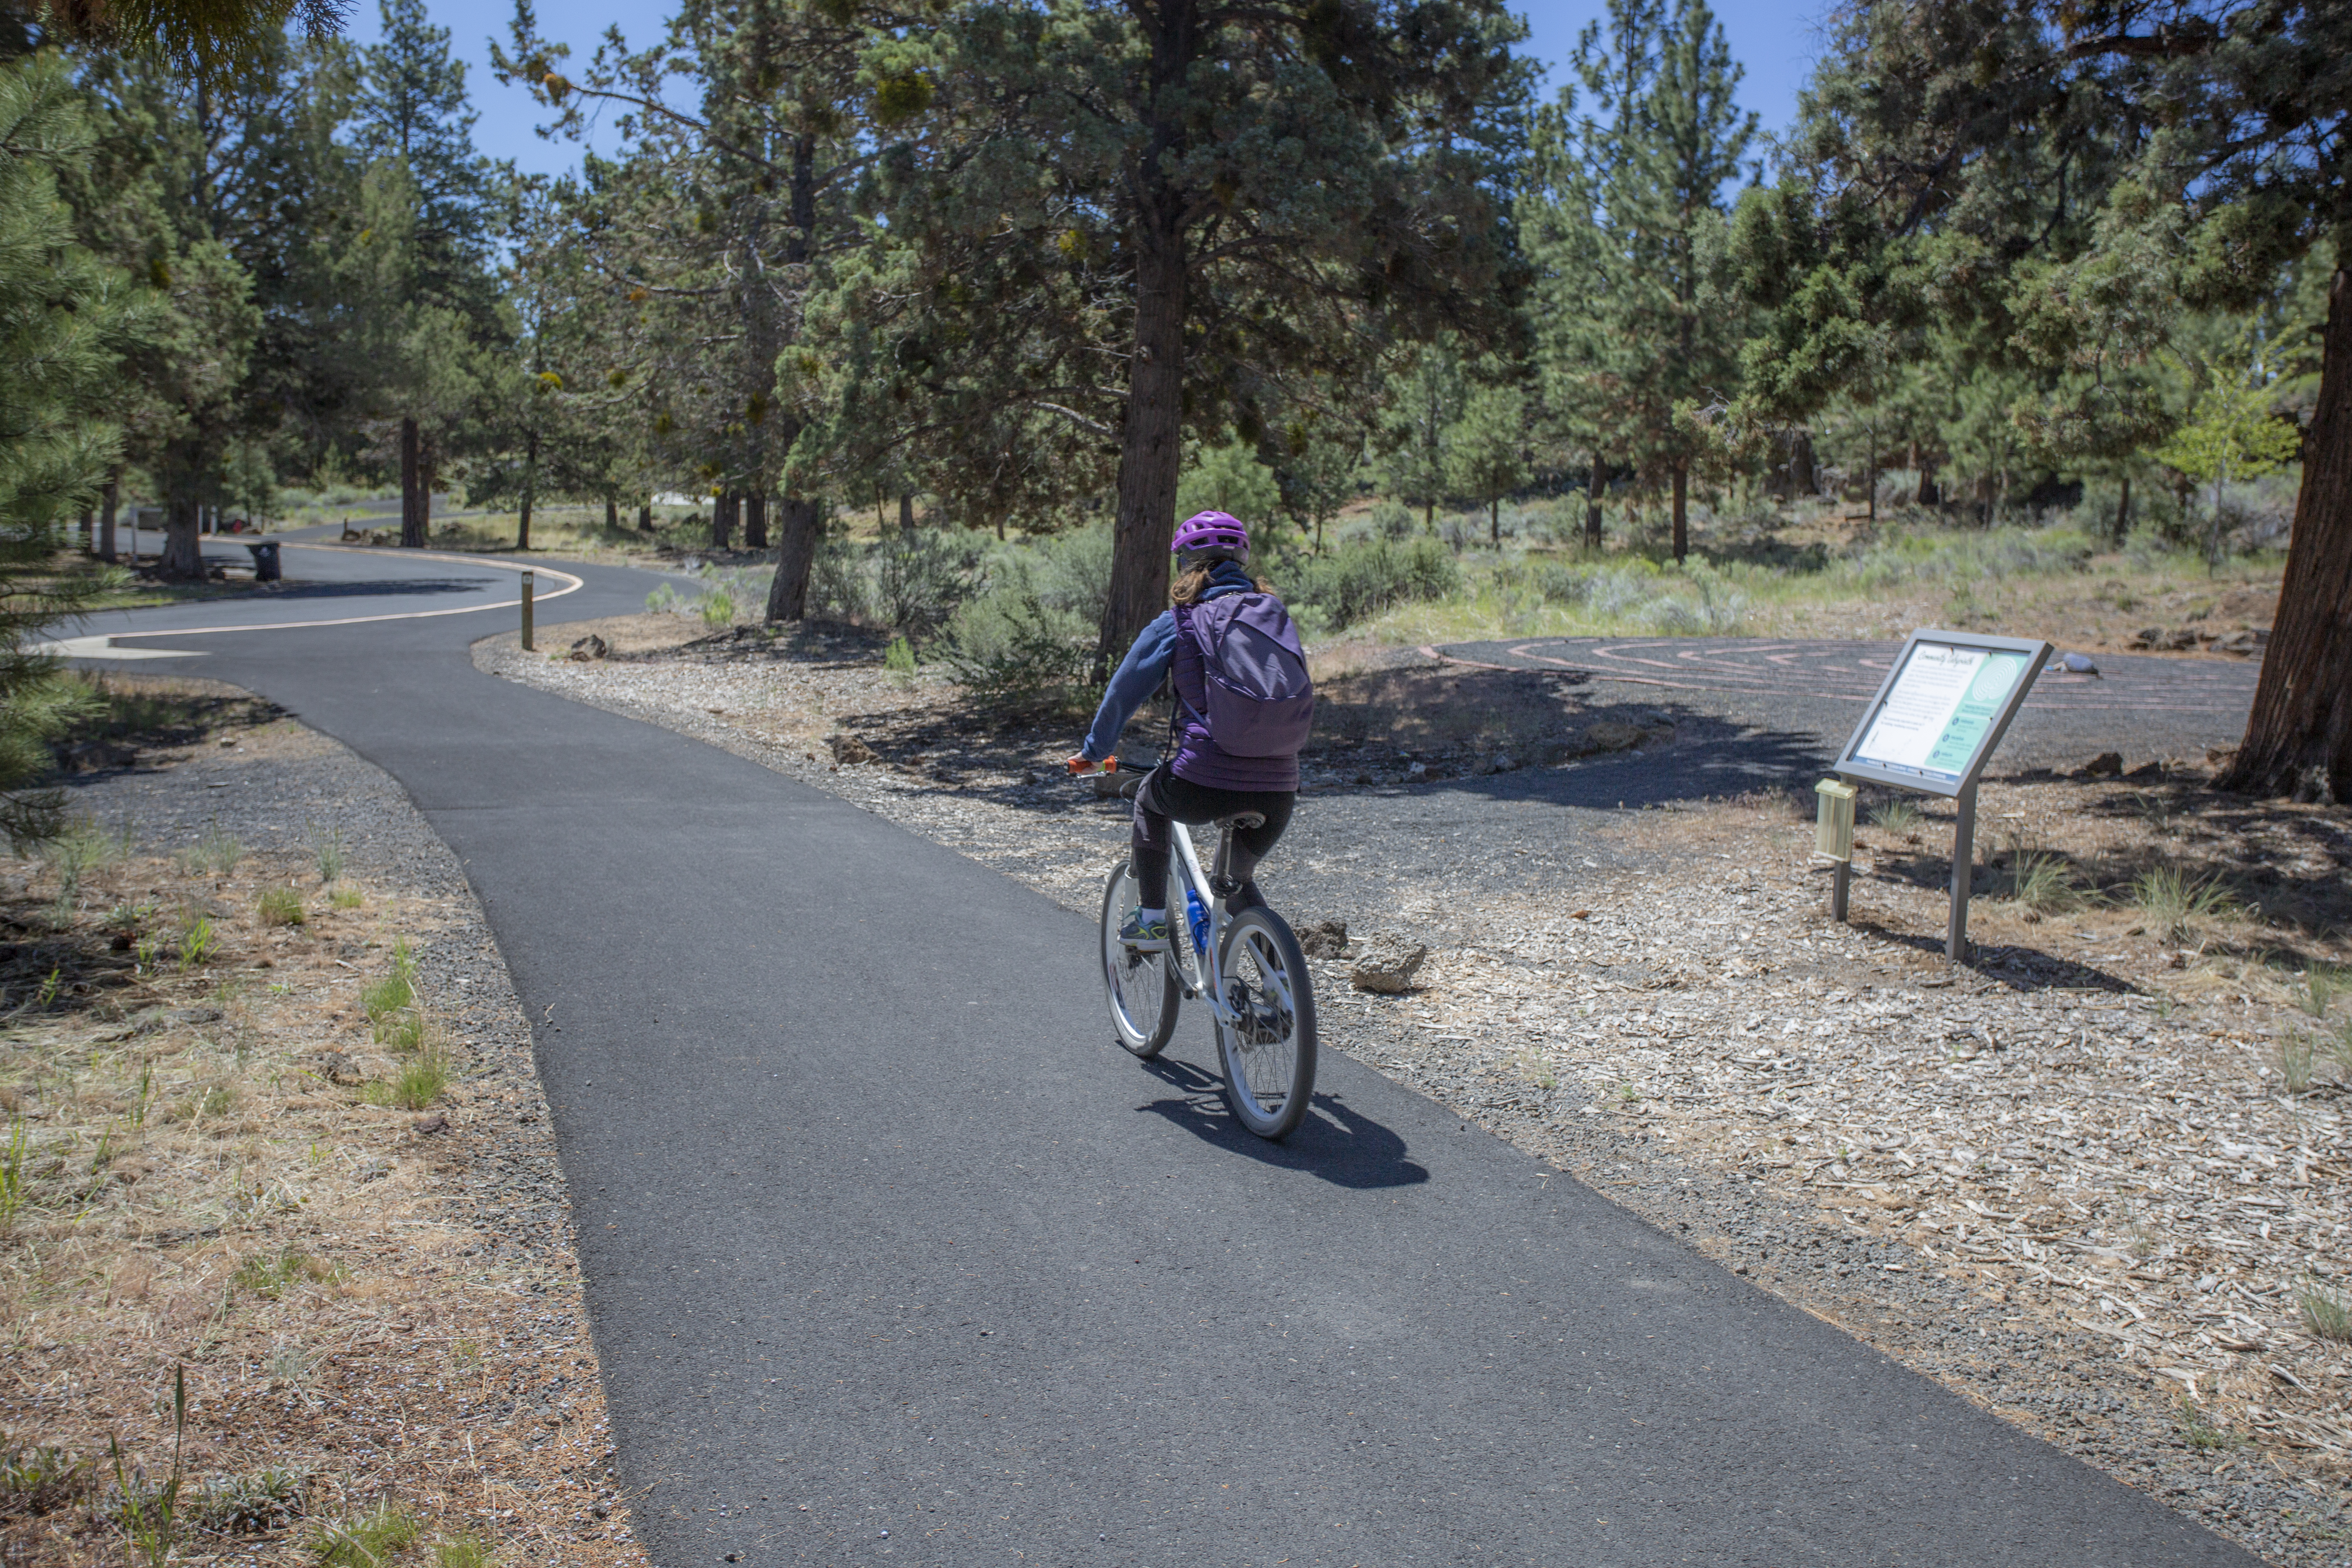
[[1218, 811, 1266, 832]]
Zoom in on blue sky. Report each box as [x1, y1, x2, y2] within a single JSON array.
[[350, 0, 1827, 179]]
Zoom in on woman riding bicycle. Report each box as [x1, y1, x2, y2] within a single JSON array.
[[1069, 510, 1305, 952]]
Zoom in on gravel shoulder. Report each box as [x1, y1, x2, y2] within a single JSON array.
[[0, 675, 650, 1566], [482, 619, 2352, 1567]]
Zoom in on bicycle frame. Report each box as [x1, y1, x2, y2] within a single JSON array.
[[1165, 820, 1247, 1029]]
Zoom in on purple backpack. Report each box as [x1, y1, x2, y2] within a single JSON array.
[[1173, 594, 1316, 758]]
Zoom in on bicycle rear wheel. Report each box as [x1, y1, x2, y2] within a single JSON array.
[[1100, 862, 1178, 1058], [1216, 906, 1317, 1138]]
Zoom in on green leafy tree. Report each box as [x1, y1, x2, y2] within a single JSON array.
[[2153, 334, 2304, 566]]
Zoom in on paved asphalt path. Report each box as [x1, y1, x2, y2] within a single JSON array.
[[74, 546, 2257, 1566], [1437, 637, 2261, 772]]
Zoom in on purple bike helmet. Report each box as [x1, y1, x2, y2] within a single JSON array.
[[1171, 510, 1250, 557]]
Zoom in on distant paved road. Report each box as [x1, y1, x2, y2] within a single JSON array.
[[1435, 637, 2261, 772], [62, 571, 2260, 1567]]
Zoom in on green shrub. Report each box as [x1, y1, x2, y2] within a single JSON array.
[[697, 588, 737, 627], [360, 939, 416, 1022], [1293, 537, 1461, 628], [258, 886, 305, 927], [941, 567, 1093, 716]]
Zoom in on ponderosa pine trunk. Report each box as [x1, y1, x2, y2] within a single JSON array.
[[516, 430, 538, 551], [2113, 474, 2133, 545], [2219, 262, 2352, 802], [606, 495, 619, 532], [399, 418, 426, 548], [160, 490, 203, 579], [1097, 233, 1188, 672], [99, 474, 117, 564], [1586, 455, 1604, 548], [766, 494, 823, 621], [638, 503, 653, 533], [745, 494, 768, 550], [899, 492, 913, 532], [713, 492, 736, 550], [1670, 464, 1688, 564]]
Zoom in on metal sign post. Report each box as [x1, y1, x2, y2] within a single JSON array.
[[1831, 630, 2053, 962]]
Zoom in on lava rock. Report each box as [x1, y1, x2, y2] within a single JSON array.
[[1350, 935, 1428, 994], [2079, 751, 2124, 778], [567, 634, 610, 662], [827, 733, 881, 766], [314, 1051, 362, 1085], [1297, 919, 1351, 960]]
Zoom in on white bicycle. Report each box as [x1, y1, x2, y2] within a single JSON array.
[[1082, 761, 1317, 1140]]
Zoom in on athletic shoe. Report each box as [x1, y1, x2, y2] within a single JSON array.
[[1119, 909, 1170, 952]]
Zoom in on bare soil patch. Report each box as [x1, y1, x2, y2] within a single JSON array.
[[2, 676, 648, 1568], [483, 622, 2352, 1565]]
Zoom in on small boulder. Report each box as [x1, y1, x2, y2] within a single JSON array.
[[567, 634, 609, 662], [827, 733, 881, 766], [314, 1050, 362, 1085], [1583, 719, 1646, 753], [1350, 935, 1428, 995], [1297, 919, 1350, 960], [2211, 628, 2258, 655], [2080, 751, 2124, 778], [412, 1112, 448, 1135], [2124, 760, 2163, 781]]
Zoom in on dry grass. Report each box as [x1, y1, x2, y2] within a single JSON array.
[[0, 681, 648, 1568]]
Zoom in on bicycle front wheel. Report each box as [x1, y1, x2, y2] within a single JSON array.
[[1100, 862, 1178, 1058], [1216, 906, 1317, 1139]]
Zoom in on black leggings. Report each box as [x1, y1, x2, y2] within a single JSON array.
[[1130, 766, 1295, 909]]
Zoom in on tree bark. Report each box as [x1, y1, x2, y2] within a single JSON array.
[[899, 492, 914, 533], [639, 502, 654, 533], [1670, 464, 1689, 564], [1490, 497, 1500, 546], [160, 491, 203, 579], [399, 417, 426, 548], [2219, 263, 2352, 802], [765, 496, 824, 622], [1586, 455, 1604, 548], [517, 430, 538, 551], [1916, 454, 1940, 508], [98, 474, 117, 564], [1097, 231, 1188, 672], [2113, 473, 2133, 545], [606, 494, 619, 532], [713, 492, 735, 550], [745, 494, 768, 550]]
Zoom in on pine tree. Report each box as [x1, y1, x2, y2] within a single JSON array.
[[0, 57, 129, 842], [1380, 345, 1468, 533], [873, 0, 1533, 666], [1523, 0, 1755, 564], [1446, 375, 1530, 544]]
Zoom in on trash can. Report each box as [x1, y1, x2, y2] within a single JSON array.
[[245, 541, 281, 582]]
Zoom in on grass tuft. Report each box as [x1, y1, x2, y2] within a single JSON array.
[[312, 824, 346, 885], [2176, 1399, 2236, 1452], [435, 1534, 497, 1568], [178, 915, 219, 970], [2003, 841, 2081, 913], [2130, 865, 2236, 944], [259, 886, 306, 927], [331, 886, 363, 910], [2299, 1278, 2352, 1343], [2279, 1036, 2317, 1094], [0, 1442, 92, 1516], [311, 1499, 423, 1567], [176, 822, 243, 878], [364, 1045, 449, 1111], [1866, 797, 1920, 835]]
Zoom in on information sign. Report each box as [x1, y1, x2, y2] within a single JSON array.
[[1837, 632, 2050, 797], [1831, 630, 2053, 960]]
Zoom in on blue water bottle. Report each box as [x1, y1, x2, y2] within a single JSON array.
[[1185, 889, 1209, 960]]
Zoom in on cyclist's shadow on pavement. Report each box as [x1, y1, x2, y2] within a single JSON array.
[[1135, 1058, 1429, 1189]]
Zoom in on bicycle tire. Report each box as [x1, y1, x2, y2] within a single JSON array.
[[1100, 862, 1178, 1058], [1215, 905, 1317, 1138]]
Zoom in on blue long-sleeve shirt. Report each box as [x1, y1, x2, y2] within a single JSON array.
[[1078, 563, 1257, 763]]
